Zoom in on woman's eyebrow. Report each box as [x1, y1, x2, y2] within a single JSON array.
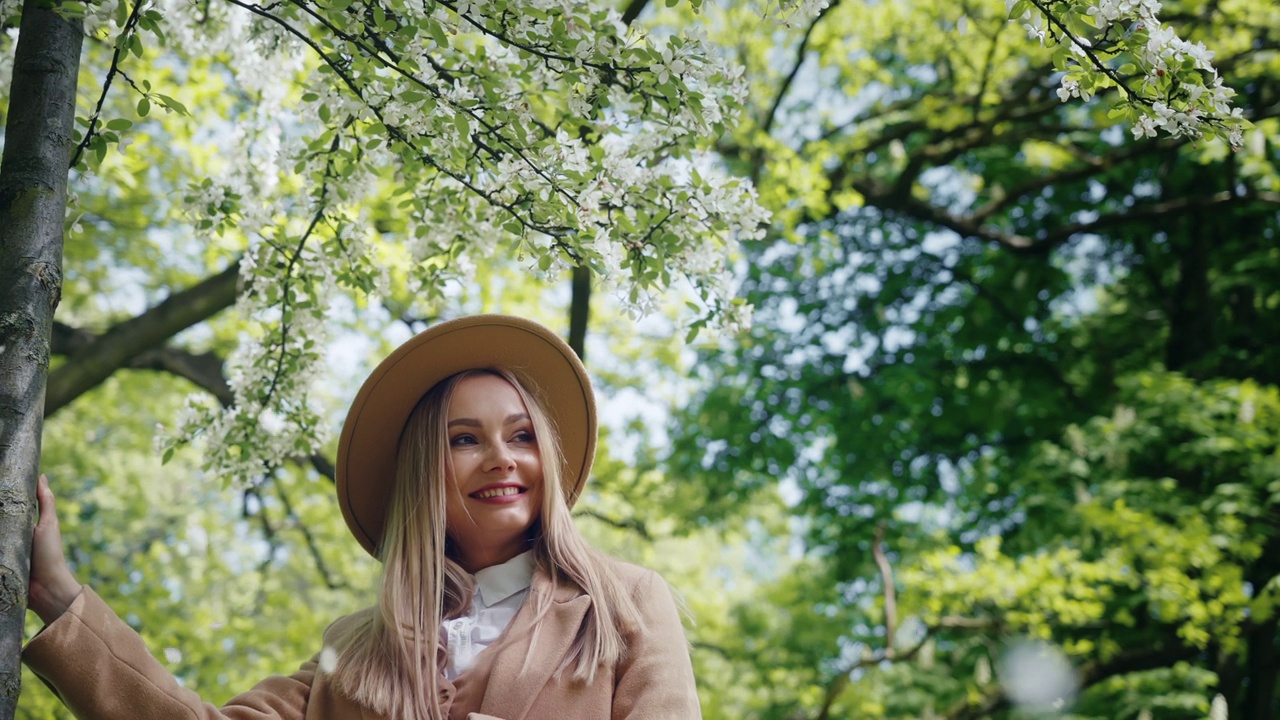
[[446, 412, 530, 428]]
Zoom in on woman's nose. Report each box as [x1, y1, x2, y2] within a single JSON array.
[[485, 442, 516, 472]]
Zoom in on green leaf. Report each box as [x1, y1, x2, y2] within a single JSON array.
[[427, 18, 449, 48], [106, 118, 133, 131], [137, 97, 150, 116], [153, 93, 189, 116]]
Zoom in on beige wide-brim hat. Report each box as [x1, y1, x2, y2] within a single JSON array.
[[336, 314, 597, 558]]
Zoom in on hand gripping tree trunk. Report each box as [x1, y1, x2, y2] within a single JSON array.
[[0, 0, 82, 716]]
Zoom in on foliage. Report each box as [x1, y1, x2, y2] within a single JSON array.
[[3, 0, 1274, 718], [660, 0, 1280, 717], [1014, 0, 1251, 148], [896, 371, 1279, 718], [3, 0, 771, 492]]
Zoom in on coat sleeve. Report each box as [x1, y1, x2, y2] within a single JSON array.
[[23, 587, 315, 720], [611, 570, 702, 720]]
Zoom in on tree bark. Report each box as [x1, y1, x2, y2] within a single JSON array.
[[1241, 613, 1278, 720], [568, 265, 591, 360], [0, 0, 83, 716], [1165, 209, 1212, 376]]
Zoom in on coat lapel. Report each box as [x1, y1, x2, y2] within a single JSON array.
[[478, 570, 590, 720]]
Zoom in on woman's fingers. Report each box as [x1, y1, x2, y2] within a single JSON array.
[[36, 474, 58, 532], [28, 474, 81, 624]]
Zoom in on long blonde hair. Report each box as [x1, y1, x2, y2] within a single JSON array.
[[328, 368, 640, 720]]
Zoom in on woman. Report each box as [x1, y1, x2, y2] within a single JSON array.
[[25, 314, 700, 720]]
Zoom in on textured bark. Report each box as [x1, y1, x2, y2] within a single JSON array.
[[0, 0, 83, 716]]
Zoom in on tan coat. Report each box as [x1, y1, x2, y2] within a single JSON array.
[[23, 561, 700, 720]]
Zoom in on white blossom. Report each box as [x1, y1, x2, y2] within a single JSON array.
[[1017, 0, 1246, 150], [1210, 694, 1228, 720], [1131, 114, 1158, 139]]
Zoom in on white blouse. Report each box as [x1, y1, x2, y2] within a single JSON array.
[[442, 551, 535, 679]]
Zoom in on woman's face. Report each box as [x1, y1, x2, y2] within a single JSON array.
[[443, 373, 545, 571]]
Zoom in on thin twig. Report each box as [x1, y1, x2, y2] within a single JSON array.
[[70, 0, 146, 169], [760, 0, 841, 136]]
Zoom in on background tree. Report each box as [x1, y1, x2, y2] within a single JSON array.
[[665, 0, 1280, 717]]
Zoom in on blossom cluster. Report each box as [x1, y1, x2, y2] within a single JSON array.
[[165, 234, 339, 484], [145, 0, 769, 486], [764, 0, 832, 28], [1010, 0, 1248, 149]]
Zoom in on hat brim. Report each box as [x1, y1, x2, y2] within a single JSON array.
[[336, 315, 596, 558]]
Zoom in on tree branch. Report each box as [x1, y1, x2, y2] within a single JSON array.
[[760, 0, 841, 136], [68, 0, 144, 169], [572, 508, 651, 539], [815, 614, 1006, 720], [568, 265, 591, 360], [272, 479, 349, 590], [966, 137, 1180, 224], [619, 0, 649, 26], [49, 321, 338, 484], [44, 264, 240, 415], [941, 639, 1200, 720], [1042, 189, 1280, 245]]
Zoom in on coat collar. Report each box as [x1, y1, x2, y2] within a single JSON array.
[[478, 567, 590, 720]]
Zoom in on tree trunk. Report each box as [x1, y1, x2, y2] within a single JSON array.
[[568, 265, 591, 360], [0, 0, 82, 716], [1241, 613, 1278, 720]]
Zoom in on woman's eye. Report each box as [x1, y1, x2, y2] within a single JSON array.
[[450, 434, 477, 447], [512, 430, 535, 443]]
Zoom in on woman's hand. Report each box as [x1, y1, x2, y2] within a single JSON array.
[[28, 475, 82, 625]]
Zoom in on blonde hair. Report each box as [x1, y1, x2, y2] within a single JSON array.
[[328, 368, 640, 720]]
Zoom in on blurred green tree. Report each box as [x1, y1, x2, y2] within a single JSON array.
[[666, 0, 1280, 717]]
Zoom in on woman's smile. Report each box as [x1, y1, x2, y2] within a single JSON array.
[[470, 484, 528, 502]]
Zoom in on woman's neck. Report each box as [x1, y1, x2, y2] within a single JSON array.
[[456, 536, 534, 573]]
